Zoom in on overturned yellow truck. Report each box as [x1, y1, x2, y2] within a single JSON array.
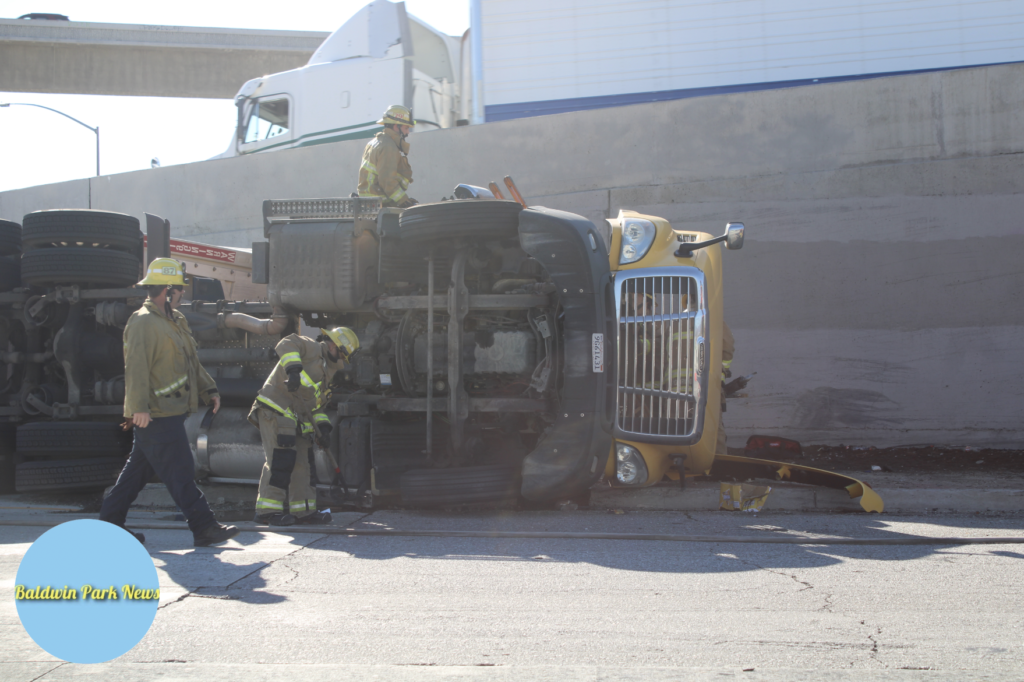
[[0, 191, 881, 511], [252, 191, 737, 506]]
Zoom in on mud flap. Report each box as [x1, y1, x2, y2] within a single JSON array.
[[517, 207, 613, 500], [709, 454, 885, 513]]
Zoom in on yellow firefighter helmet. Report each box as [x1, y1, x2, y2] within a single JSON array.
[[377, 104, 415, 127], [138, 257, 185, 286], [321, 327, 360, 357]]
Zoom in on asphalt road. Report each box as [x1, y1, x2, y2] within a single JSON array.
[[3, 509, 1023, 681]]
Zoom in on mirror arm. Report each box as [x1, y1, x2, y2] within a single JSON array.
[[235, 97, 249, 142], [674, 234, 726, 258]]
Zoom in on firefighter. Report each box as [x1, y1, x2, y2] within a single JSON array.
[[100, 258, 239, 548], [250, 326, 359, 526], [357, 104, 417, 208]]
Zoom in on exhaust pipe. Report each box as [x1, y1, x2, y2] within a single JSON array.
[[216, 307, 289, 336]]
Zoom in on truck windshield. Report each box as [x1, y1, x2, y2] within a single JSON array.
[[243, 98, 290, 144]]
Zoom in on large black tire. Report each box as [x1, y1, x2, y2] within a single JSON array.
[[15, 457, 125, 492], [0, 255, 19, 292], [21, 210, 141, 252], [17, 421, 132, 459], [21, 247, 141, 288], [397, 200, 523, 243], [0, 219, 21, 256], [0, 425, 16, 494], [400, 464, 521, 507]]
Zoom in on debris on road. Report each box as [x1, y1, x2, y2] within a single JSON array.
[[719, 483, 772, 512]]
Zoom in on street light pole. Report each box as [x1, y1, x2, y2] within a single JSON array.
[[0, 102, 100, 176]]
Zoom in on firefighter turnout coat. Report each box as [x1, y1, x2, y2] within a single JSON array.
[[251, 334, 344, 439], [357, 127, 412, 206], [251, 334, 345, 516], [123, 299, 218, 418]]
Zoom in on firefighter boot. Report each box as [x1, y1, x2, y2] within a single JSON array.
[[296, 510, 332, 525], [254, 512, 297, 526], [193, 523, 240, 547]]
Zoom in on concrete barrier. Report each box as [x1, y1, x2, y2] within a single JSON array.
[[3, 62, 1022, 448]]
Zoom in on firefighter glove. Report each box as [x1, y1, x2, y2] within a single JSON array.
[[723, 375, 749, 397], [318, 422, 333, 441], [397, 197, 419, 209], [286, 366, 302, 392]]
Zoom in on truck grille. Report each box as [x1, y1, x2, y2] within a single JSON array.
[[614, 267, 707, 442]]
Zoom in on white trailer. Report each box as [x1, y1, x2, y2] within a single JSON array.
[[477, 0, 1024, 121]]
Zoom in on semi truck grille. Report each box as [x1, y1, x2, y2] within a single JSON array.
[[613, 267, 707, 443]]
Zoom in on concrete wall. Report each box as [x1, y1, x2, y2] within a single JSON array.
[[3, 62, 1022, 447]]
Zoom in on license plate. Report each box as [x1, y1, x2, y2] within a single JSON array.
[[592, 333, 604, 373]]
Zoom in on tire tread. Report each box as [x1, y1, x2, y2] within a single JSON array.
[[397, 200, 523, 243], [0, 219, 20, 256], [21, 210, 141, 252], [400, 464, 521, 506], [21, 247, 140, 288], [15, 457, 124, 492]]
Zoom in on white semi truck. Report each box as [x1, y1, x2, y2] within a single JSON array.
[[220, 0, 469, 158]]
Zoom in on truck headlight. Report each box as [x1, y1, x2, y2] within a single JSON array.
[[615, 443, 649, 485], [619, 218, 656, 265]]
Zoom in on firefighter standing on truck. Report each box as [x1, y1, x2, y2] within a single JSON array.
[[101, 258, 239, 548], [357, 105, 417, 208], [250, 327, 358, 526]]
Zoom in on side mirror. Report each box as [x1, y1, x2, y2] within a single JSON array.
[[725, 222, 744, 250], [675, 221, 747, 258]]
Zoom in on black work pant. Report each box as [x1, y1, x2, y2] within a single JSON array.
[[100, 414, 216, 535]]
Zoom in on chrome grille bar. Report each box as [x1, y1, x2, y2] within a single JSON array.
[[614, 267, 708, 443]]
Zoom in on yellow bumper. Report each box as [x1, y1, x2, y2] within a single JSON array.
[[709, 454, 884, 513]]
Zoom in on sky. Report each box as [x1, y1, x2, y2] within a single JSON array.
[[0, 1, 470, 193]]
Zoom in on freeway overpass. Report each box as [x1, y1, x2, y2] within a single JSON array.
[[0, 18, 328, 98]]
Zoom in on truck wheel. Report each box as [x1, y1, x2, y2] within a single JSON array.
[[14, 457, 125, 492], [16, 421, 132, 459], [0, 219, 21, 256], [397, 200, 523, 243], [0, 425, 16, 494], [21, 210, 142, 253], [21, 247, 141, 288], [0, 255, 19, 292], [399, 464, 521, 507]]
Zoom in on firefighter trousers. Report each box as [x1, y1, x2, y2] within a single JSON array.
[[101, 414, 217, 535], [255, 407, 317, 518]]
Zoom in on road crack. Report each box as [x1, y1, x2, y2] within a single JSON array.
[[28, 662, 68, 681], [730, 554, 815, 593], [862, 621, 883, 662], [157, 589, 194, 610]]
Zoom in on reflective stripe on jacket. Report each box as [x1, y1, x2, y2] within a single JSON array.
[[252, 334, 345, 434], [123, 299, 218, 418], [356, 128, 411, 206]]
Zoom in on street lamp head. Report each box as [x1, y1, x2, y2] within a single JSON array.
[[0, 101, 100, 176]]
